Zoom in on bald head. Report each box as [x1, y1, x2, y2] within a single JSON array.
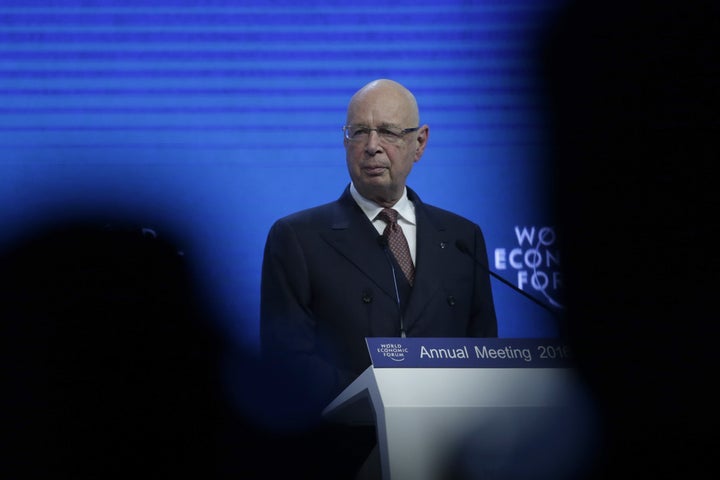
[[343, 79, 429, 207], [346, 79, 420, 126]]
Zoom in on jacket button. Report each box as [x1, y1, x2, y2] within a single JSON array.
[[362, 292, 373, 303], [447, 296, 456, 306]]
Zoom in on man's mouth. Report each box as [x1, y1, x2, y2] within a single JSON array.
[[363, 165, 388, 176]]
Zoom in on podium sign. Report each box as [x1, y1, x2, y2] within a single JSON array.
[[323, 338, 586, 480], [366, 337, 574, 368]]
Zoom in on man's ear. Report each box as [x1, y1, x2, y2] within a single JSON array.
[[414, 125, 430, 161]]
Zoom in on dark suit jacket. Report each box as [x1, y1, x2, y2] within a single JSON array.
[[260, 185, 497, 413]]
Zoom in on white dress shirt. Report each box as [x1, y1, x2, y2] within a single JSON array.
[[349, 182, 417, 265]]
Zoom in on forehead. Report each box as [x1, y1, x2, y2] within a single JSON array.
[[347, 87, 412, 125]]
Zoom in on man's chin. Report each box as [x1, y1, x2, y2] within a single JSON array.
[[356, 182, 402, 205], [357, 179, 388, 194]]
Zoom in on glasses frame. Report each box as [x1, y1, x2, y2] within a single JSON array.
[[342, 125, 421, 142]]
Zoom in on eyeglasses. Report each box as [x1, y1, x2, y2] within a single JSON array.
[[343, 125, 420, 144]]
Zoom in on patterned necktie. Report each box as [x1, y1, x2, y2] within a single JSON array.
[[378, 208, 415, 286]]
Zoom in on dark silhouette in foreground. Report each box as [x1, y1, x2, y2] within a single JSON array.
[[0, 217, 369, 479], [541, 0, 718, 477]]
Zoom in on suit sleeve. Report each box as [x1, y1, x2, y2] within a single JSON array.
[[259, 218, 356, 421]]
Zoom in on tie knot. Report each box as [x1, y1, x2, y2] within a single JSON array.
[[378, 208, 399, 224]]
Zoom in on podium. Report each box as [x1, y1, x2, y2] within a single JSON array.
[[322, 338, 592, 480]]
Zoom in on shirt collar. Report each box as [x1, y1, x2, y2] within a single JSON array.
[[350, 182, 416, 225]]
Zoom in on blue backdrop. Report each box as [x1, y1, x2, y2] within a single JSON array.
[[0, 0, 566, 352]]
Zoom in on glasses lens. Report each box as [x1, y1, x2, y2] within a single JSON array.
[[344, 126, 405, 143], [348, 126, 367, 140], [377, 127, 402, 143]]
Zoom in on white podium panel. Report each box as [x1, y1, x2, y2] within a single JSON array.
[[322, 338, 593, 480]]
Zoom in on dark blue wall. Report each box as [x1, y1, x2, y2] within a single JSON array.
[[0, 0, 566, 350]]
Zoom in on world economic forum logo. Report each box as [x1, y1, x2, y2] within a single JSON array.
[[493, 226, 564, 309], [376, 343, 409, 362]]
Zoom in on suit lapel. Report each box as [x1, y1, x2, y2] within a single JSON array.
[[402, 189, 448, 331], [318, 186, 453, 326], [319, 187, 398, 300]]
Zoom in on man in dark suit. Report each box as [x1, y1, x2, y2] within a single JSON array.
[[260, 79, 498, 421]]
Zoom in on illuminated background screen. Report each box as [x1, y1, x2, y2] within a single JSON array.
[[0, 0, 567, 351]]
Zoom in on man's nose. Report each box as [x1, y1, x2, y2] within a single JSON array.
[[364, 130, 382, 153]]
